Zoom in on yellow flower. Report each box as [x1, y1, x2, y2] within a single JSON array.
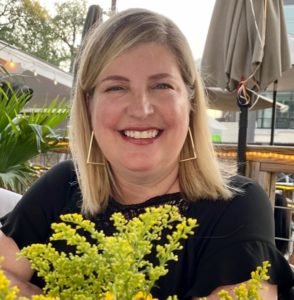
[[31, 296, 59, 300], [132, 291, 157, 300], [104, 291, 116, 300]]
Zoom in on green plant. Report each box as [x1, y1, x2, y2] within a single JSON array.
[[0, 81, 69, 192], [20, 205, 197, 300], [200, 261, 271, 300], [0, 206, 271, 300]]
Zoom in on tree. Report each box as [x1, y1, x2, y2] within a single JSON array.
[[0, 0, 86, 72], [52, 0, 86, 71]]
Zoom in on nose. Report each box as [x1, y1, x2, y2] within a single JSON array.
[[126, 90, 154, 119]]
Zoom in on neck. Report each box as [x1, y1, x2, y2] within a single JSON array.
[[112, 166, 180, 205]]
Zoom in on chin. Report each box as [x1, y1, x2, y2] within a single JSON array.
[[122, 159, 157, 172], [125, 164, 156, 173]]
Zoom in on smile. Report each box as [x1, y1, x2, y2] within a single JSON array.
[[122, 129, 160, 139]]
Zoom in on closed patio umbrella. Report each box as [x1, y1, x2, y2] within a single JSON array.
[[267, 65, 294, 92], [206, 87, 288, 112], [81, 5, 103, 40], [73, 5, 103, 84], [201, 0, 291, 174]]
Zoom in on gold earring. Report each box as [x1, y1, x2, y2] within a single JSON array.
[[86, 131, 105, 166], [179, 127, 197, 163]]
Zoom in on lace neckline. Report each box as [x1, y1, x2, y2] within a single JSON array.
[[105, 192, 189, 220]]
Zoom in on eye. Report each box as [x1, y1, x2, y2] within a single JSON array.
[[154, 83, 173, 90], [104, 86, 126, 92]]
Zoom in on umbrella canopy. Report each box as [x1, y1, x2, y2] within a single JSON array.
[[81, 5, 103, 40], [201, 0, 291, 174], [201, 0, 291, 92], [267, 33, 294, 91], [73, 5, 103, 85], [206, 87, 288, 112], [267, 65, 294, 91]]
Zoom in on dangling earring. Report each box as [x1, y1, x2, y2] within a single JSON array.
[[86, 131, 105, 166], [179, 127, 197, 162]]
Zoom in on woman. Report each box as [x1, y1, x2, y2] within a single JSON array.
[[0, 8, 293, 299]]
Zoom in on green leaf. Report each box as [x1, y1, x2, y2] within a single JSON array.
[[0, 83, 69, 192]]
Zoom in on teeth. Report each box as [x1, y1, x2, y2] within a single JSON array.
[[124, 130, 159, 139]]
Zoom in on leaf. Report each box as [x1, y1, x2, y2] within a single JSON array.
[[0, 164, 36, 193], [0, 83, 69, 192]]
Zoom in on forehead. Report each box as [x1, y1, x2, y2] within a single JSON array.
[[98, 42, 181, 79]]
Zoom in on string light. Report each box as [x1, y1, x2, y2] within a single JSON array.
[[52, 140, 294, 162], [216, 150, 294, 162], [8, 59, 16, 68], [3, 50, 68, 87]]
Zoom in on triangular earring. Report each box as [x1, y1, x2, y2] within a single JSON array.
[[86, 131, 105, 166], [179, 127, 197, 163]]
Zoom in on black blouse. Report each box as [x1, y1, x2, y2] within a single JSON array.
[[1, 160, 293, 299]]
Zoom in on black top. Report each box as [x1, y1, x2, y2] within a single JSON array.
[[1, 160, 293, 299]]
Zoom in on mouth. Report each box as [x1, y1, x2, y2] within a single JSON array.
[[121, 129, 161, 139]]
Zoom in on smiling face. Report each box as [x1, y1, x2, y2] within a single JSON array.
[[89, 42, 190, 181]]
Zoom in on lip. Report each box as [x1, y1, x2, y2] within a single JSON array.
[[119, 128, 163, 144]]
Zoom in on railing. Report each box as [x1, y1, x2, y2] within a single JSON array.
[[215, 144, 294, 258], [39, 141, 294, 203], [215, 144, 294, 205], [42, 141, 294, 204]]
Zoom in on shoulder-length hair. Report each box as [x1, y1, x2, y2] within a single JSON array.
[[69, 8, 233, 216]]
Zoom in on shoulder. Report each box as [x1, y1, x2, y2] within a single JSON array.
[[228, 175, 272, 214], [188, 175, 273, 241], [229, 174, 262, 190], [41, 159, 76, 181], [220, 175, 274, 241], [188, 175, 270, 218], [22, 159, 79, 209], [28, 160, 77, 193], [0, 160, 81, 248], [9, 159, 79, 218]]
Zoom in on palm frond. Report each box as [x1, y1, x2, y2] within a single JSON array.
[[0, 82, 32, 132], [24, 98, 69, 129], [0, 164, 36, 193], [0, 86, 70, 191]]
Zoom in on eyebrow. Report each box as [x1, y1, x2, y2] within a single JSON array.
[[99, 75, 129, 83], [149, 73, 174, 80], [99, 73, 175, 84]]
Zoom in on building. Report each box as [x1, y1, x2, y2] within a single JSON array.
[[0, 40, 73, 107], [254, 2, 294, 144]]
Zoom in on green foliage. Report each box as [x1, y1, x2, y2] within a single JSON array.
[[0, 258, 19, 300], [20, 205, 197, 300], [0, 82, 69, 192], [0, 0, 52, 62], [199, 261, 271, 300], [0, 0, 87, 71], [218, 261, 271, 300], [52, 0, 86, 71], [0, 206, 271, 299]]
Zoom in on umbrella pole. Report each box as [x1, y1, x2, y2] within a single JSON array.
[[237, 95, 249, 175], [270, 80, 278, 145]]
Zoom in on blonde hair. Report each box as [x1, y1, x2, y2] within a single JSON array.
[[69, 8, 233, 216]]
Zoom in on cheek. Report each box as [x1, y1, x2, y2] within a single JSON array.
[[168, 98, 190, 126], [90, 99, 121, 131]]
